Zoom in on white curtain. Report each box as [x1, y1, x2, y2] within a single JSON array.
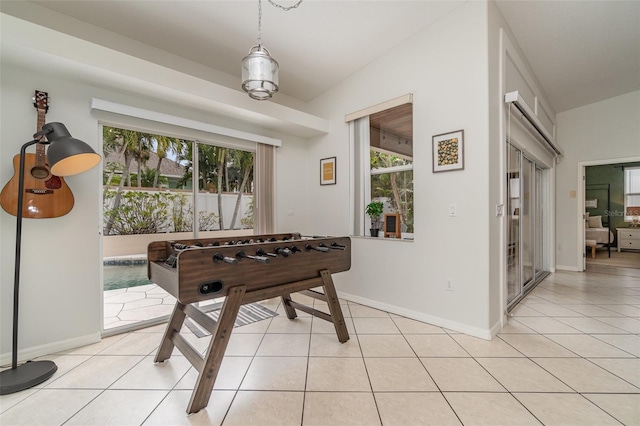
[[348, 116, 370, 236], [254, 143, 275, 234]]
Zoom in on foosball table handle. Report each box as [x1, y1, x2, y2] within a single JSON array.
[[306, 244, 330, 253], [213, 253, 238, 264], [256, 248, 278, 258], [236, 250, 270, 264]]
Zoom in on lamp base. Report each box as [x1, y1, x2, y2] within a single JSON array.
[[0, 360, 57, 395]]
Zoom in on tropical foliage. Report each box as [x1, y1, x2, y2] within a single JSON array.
[[103, 125, 254, 235], [103, 191, 169, 235], [370, 150, 414, 232]]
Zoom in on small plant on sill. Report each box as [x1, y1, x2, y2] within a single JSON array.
[[366, 201, 384, 237]]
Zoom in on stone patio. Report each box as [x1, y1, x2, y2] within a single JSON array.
[[103, 284, 176, 330]]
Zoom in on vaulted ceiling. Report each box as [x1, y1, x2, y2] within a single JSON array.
[[2, 0, 638, 114]]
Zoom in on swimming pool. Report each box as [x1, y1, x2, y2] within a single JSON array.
[[103, 262, 152, 291]]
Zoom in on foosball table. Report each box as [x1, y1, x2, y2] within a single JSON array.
[[147, 232, 351, 414]]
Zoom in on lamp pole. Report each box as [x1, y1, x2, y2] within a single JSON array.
[[0, 138, 58, 394], [1, 122, 100, 395]]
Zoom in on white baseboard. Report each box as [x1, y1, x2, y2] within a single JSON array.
[[336, 291, 494, 340], [489, 319, 503, 339], [1, 332, 101, 366], [555, 264, 581, 272]]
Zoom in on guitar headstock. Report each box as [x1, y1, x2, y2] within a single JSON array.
[[33, 90, 49, 113]]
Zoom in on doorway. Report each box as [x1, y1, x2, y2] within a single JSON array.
[[582, 160, 640, 272]]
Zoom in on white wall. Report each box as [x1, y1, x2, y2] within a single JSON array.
[[1, 66, 104, 361], [303, 2, 496, 337], [555, 90, 640, 270], [487, 0, 507, 328]]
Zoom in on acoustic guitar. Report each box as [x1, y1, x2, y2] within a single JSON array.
[[0, 91, 75, 218]]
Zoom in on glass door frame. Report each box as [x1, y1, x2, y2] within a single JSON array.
[[507, 144, 550, 310]]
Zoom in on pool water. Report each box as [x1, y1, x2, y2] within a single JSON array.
[[103, 263, 152, 291]]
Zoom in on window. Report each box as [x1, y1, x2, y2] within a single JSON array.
[[624, 166, 640, 221], [348, 97, 413, 238], [102, 125, 255, 237]]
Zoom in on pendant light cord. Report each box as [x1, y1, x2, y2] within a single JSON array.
[[268, 0, 303, 11], [257, 0, 262, 46], [257, 0, 303, 45]]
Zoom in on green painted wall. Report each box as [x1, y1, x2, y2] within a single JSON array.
[[586, 161, 640, 245]]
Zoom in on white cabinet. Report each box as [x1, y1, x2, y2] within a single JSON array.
[[617, 228, 640, 252]]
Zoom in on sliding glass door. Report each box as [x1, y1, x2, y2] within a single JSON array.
[[507, 145, 521, 305], [102, 127, 255, 334], [507, 144, 548, 308], [521, 157, 534, 286], [534, 166, 544, 278]]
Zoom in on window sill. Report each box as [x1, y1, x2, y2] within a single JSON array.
[[351, 235, 414, 242]]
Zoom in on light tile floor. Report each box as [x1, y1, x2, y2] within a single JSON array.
[[2, 269, 640, 425]]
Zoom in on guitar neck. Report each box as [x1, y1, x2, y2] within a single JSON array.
[[35, 104, 47, 167]]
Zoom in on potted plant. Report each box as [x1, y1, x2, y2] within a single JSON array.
[[366, 201, 384, 237]]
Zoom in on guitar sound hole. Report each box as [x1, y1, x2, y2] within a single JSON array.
[[31, 166, 49, 179]]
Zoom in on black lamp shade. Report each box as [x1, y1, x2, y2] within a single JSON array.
[[42, 122, 101, 176]]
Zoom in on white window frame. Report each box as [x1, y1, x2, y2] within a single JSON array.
[[624, 166, 640, 222], [346, 95, 414, 238]]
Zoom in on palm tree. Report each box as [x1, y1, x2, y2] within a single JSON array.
[[224, 150, 231, 193], [179, 142, 214, 188], [103, 127, 154, 235], [153, 136, 183, 188], [132, 134, 152, 187], [230, 151, 254, 229], [214, 146, 226, 230], [103, 127, 140, 234], [103, 161, 123, 186]]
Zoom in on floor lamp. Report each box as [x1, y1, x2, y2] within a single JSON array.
[[0, 122, 101, 395]]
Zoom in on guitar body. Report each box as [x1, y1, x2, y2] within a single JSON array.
[[0, 90, 75, 218], [1, 153, 75, 218]]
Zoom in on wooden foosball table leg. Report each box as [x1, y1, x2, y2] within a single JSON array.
[[320, 270, 350, 343], [187, 285, 246, 414], [155, 301, 187, 363], [280, 294, 298, 319]]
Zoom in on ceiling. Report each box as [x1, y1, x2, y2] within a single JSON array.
[[370, 103, 413, 141], [495, 0, 640, 113], [2, 0, 639, 114]]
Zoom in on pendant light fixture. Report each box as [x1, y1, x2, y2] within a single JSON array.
[[241, 0, 302, 101]]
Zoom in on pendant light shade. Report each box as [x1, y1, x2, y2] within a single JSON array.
[[241, 45, 279, 100], [241, 0, 302, 100]]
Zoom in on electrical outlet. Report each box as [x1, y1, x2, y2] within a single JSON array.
[[446, 280, 454, 291]]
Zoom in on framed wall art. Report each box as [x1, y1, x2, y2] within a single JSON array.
[[432, 129, 464, 172], [585, 199, 598, 208], [320, 156, 336, 185]]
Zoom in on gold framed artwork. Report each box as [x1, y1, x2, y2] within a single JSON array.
[[432, 129, 464, 172], [320, 156, 336, 185], [383, 213, 401, 238]]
